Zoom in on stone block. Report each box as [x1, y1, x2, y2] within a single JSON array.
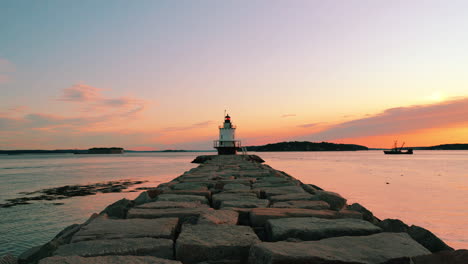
[[54, 238, 173, 259], [100, 198, 134, 219], [223, 183, 251, 191], [197, 209, 239, 225], [248, 233, 430, 264], [249, 208, 338, 227], [268, 193, 317, 203], [136, 201, 208, 209], [316, 190, 347, 210], [127, 208, 213, 224], [175, 224, 260, 264], [271, 200, 329, 210], [39, 256, 181, 264], [172, 182, 208, 191], [337, 209, 363, 219], [408, 225, 453, 253], [347, 203, 377, 223], [220, 199, 269, 209], [71, 217, 178, 242], [265, 217, 382, 241], [156, 194, 208, 204], [301, 184, 319, 194], [163, 190, 211, 198], [212, 193, 258, 209], [255, 186, 306, 198]]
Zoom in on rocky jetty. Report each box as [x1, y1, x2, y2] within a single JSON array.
[[12, 155, 466, 264]]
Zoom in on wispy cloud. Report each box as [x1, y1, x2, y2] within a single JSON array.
[[281, 114, 296, 118], [303, 97, 468, 140], [1, 84, 148, 134], [163, 120, 215, 132], [59, 84, 101, 102], [298, 122, 323, 128]]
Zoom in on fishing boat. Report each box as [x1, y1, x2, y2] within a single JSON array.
[[383, 141, 413, 155]]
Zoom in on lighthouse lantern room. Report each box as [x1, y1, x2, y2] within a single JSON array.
[[214, 114, 241, 155]]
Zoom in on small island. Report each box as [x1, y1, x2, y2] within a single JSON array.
[[245, 141, 368, 152], [87, 147, 124, 154]]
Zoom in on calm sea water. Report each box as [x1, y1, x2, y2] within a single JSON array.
[[0, 151, 467, 256]]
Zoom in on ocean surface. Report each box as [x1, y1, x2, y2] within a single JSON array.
[[0, 151, 467, 256]]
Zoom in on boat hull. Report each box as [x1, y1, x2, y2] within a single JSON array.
[[383, 149, 413, 155]]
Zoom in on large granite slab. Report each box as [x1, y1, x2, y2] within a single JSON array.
[[156, 194, 208, 204], [136, 201, 209, 209], [271, 200, 329, 209], [127, 207, 213, 224], [265, 217, 382, 241], [197, 209, 239, 225], [54, 238, 173, 259], [249, 233, 430, 264], [212, 192, 259, 209], [71, 217, 178, 242], [39, 256, 181, 264], [249, 208, 338, 227], [175, 224, 260, 264]]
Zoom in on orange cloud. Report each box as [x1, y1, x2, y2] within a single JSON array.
[[301, 97, 468, 143], [58, 84, 102, 102]]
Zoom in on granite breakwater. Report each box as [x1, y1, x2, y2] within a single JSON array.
[[4, 155, 466, 264]]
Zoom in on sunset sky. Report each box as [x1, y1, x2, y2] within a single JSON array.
[[1, 0, 468, 150]]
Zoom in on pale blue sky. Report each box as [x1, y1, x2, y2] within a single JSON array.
[[1, 1, 468, 149]]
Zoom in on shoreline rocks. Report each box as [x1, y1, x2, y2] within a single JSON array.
[[12, 154, 462, 264], [1, 180, 147, 208]]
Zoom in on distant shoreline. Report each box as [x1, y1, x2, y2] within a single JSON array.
[[2, 142, 468, 155]]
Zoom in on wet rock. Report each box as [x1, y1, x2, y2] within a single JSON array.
[[71, 216, 178, 242], [265, 217, 381, 241], [408, 225, 453, 253], [133, 191, 157, 205], [249, 208, 338, 227], [376, 219, 453, 253], [3, 180, 148, 208], [410, 249, 468, 264], [316, 190, 347, 210], [175, 224, 260, 264], [337, 209, 363, 219], [301, 184, 319, 194], [347, 203, 378, 223], [100, 198, 134, 219], [197, 210, 239, 225], [377, 218, 409, 232], [249, 233, 430, 264], [54, 238, 173, 259], [39, 256, 182, 264], [271, 200, 329, 210], [18, 221, 86, 264], [0, 254, 17, 264]]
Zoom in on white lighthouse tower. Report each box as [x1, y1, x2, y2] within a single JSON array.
[[214, 114, 241, 155]]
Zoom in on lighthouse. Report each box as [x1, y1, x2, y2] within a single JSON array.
[[214, 114, 241, 155]]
